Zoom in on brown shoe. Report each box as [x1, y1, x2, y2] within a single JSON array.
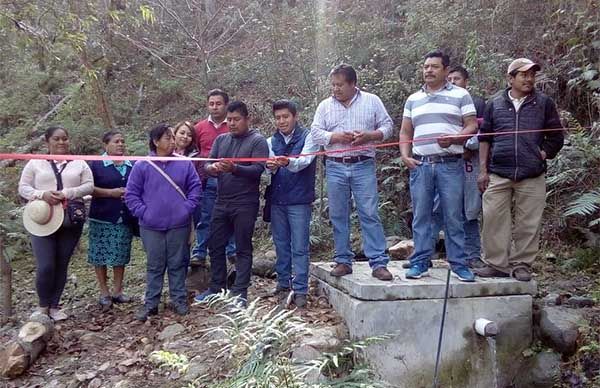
[[512, 267, 532, 282], [474, 265, 509, 278], [330, 263, 352, 277], [372, 267, 393, 281]]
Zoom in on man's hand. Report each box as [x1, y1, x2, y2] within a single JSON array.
[[540, 150, 547, 160], [217, 160, 236, 173], [112, 187, 126, 199], [437, 134, 455, 148], [330, 131, 355, 145], [351, 131, 372, 146], [478, 171, 490, 193], [266, 159, 279, 171], [42, 190, 64, 205], [206, 163, 220, 176], [274, 156, 290, 167], [401, 156, 422, 170]]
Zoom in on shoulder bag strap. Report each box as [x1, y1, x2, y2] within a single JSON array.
[[147, 161, 186, 200]]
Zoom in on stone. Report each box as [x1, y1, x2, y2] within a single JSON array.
[[80, 332, 107, 345], [388, 239, 414, 260], [312, 261, 536, 388], [299, 325, 347, 353], [183, 355, 211, 382], [566, 296, 595, 308], [88, 377, 102, 388], [544, 252, 558, 263], [252, 257, 275, 278], [264, 250, 277, 260], [158, 323, 186, 341], [514, 351, 561, 388], [385, 235, 402, 248], [98, 361, 111, 372], [291, 344, 321, 362], [114, 380, 132, 388], [75, 371, 97, 381], [538, 306, 583, 356], [0, 341, 29, 378], [541, 293, 560, 306]]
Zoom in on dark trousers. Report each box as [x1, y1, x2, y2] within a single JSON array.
[[208, 202, 258, 298], [140, 226, 190, 308], [30, 226, 83, 307]]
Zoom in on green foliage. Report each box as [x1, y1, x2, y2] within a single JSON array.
[[149, 350, 190, 374], [564, 247, 600, 271]]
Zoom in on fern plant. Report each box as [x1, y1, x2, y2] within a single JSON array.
[[564, 190, 600, 226]]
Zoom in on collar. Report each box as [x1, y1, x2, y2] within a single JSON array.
[[508, 89, 529, 103], [421, 81, 453, 94], [102, 152, 132, 167], [277, 126, 297, 142], [208, 115, 227, 127]]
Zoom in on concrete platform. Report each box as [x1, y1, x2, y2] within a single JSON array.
[[312, 261, 537, 388]]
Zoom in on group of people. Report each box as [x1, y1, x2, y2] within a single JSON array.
[[18, 50, 563, 322]]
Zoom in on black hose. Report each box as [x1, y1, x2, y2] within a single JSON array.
[[433, 268, 451, 388]]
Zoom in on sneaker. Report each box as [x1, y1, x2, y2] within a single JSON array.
[[30, 307, 49, 319], [451, 265, 476, 282], [512, 267, 532, 282], [466, 258, 486, 269], [372, 267, 393, 281], [112, 294, 133, 304], [329, 263, 352, 277], [402, 260, 433, 269], [193, 289, 217, 304], [293, 294, 307, 308], [230, 294, 248, 309], [99, 295, 113, 311], [405, 263, 429, 279], [135, 306, 158, 322], [474, 265, 509, 278], [172, 303, 189, 316], [49, 308, 68, 321]]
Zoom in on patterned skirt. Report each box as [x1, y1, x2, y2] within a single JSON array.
[[88, 220, 133, 267]]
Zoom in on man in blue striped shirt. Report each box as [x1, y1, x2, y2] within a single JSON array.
[[400, 51, 479, 282], [311, 64, 394, 281]]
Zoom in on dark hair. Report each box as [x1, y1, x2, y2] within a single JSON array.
[[173, 121, 197, 155], [148, 123, 172, 152], [449, 65, 469, 80], [44, 126, 68, 141], [330, 63, 357, 84], [207, 89, 229, 104], [102, 130, 124, 144], [227, 101, 249, 117], [272, 100, 298, 116], [424, 50, 450, 68]]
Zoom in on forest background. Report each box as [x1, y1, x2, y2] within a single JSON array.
[[0, 0, 599, 386]]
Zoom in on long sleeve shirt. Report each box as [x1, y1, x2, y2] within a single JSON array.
[[18, 159, 94, 201], [311, 89, 393, 157]]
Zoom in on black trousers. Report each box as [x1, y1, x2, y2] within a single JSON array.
[[208, 202, 258, 298], [30, 225, 83, 307]]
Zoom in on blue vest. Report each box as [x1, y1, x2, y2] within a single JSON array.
[[270, 126, 316, 206], [88, 161, 136, 225]]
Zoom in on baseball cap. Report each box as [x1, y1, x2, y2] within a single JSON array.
[[507, 58, 541, 75]]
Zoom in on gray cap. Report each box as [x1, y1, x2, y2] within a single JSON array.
[[507, 58, 541, 75]]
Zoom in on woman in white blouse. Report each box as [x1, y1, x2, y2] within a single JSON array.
[[18, 126, 94, 321]]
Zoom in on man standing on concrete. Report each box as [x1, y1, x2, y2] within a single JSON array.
[[311, 63, 394, 281], [476, 58, 564, 281], [265, 100, 318, 308], [194, 101, 269, 306], [400, 51, 478, 282], [191, 89, 236, 267]]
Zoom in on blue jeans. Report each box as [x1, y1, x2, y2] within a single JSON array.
[[191, 177, 235, 259], [325, 158, 389, 269], [409, 159, 467, 267], [271, 204, 312, 295], [140, 226, 189, 308]]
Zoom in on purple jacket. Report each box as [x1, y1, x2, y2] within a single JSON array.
[[125, 155, 201, 231]]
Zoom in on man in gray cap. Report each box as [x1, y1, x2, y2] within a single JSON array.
[[475, 58, 564, 281]]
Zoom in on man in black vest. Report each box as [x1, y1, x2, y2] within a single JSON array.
[[265, 100, 318, 308]]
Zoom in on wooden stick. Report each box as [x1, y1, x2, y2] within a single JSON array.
[[0, 236, 13, 324]]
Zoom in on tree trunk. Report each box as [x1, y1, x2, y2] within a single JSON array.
[[0, 237, 12, 325]]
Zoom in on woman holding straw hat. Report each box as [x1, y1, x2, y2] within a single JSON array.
[[18, 126, 94, 321]]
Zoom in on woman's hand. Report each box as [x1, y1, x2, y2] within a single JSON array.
[[42, 190, 64, 205]]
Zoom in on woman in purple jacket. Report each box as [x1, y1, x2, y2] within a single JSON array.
[[125, 123, 201, 321]]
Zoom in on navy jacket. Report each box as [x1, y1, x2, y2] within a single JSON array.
[[270, 126, 316, 205], [89, 160, 137, 225], [479, 88, 564, 181]]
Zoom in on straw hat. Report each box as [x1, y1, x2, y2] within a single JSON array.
[[23, 200, 64, 236]]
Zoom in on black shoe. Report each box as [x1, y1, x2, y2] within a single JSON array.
[[402, 260, 433, 269], [112, 294, 133, 304], [467, 258, 486, 269], [135, 306, 158, 322], [293, 294, 307, 308], [172, 303, 189, 316]]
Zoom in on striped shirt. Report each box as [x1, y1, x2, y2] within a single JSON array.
[[403, 83, 476, 156], [311, 89, 393, 157]]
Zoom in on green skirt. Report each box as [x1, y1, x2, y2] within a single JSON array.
[[88, 220, 133, 267]]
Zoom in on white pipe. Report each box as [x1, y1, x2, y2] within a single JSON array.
[[474, 318, 498, 337]]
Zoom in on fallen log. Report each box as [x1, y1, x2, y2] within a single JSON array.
[[0, 314, 54, 378]]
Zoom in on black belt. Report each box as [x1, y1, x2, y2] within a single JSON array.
[[414, 154, 462, 163], [326, 155, 373, 164]]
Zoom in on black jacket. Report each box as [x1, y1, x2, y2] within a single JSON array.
[[479, 88, 564, 181]]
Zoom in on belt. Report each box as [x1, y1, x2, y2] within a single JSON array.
[[326, 155, 373, 164], [414, 154, 462, 163]]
